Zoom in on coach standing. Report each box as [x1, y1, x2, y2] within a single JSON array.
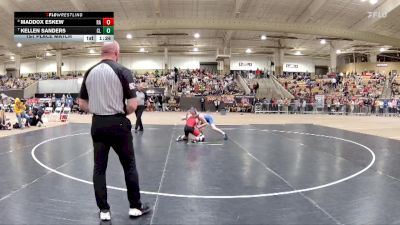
[[78, 41, 150, 221]]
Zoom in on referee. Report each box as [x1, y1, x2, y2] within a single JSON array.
[[79, 41, 150, 221]]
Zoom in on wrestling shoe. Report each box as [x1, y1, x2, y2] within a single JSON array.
[[199, 135, 205, 142], [129, 203, 151, 217], [192, 135, 205, 143], [224, 134, 228, 140], [176, 135, 184, 142]]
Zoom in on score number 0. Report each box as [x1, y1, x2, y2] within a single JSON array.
[[102, 18, 114, 35], [103, 18, 114, 26]]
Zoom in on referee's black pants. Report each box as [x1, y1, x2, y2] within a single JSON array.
[[91, 115, 142, 211], [135, 105, 146, 130]]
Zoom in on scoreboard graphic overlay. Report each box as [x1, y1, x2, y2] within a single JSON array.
[[14, 12, 114, 42]]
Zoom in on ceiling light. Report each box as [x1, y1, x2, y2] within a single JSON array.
[[126, 33, 132, 39], [369, 0, 378, 4], [17, 42, 22, 48], [45, 52, 51, 56], [139, 48, 145, 52], [261, 35, 267, 40], [320, 39, 326, 45], [10, 56, 15, 60], [245, 48, 252, 54], [193, 47, 199, 52], [336, 49, 342, 54], [379, 47, 385, 52], [360, 0, 367, 2], [89, 49, 95, 54], [295, 51, 302, 55], [194, 33, 200, 39]]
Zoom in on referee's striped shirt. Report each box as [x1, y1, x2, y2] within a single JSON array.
[[79, 59, 136, 115]]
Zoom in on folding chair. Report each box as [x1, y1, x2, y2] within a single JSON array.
[[60, 107, 71, 122], [50, 107, 62, 122]]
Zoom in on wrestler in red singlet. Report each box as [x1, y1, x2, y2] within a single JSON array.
[[185, 115, 201, 137]]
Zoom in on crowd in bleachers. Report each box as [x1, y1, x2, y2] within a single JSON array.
[[0, 76, 35, 90], [22, 72, 83, 80], [2, 68, 400, 119], [175, 69, 244, 96], [235, 70, 400, 116], [253, 96, 400, 116], [277, 72, 387, 100], [134, 71, 170, 88], [0, 72, 86, 90], [234, 70, 267, 93]]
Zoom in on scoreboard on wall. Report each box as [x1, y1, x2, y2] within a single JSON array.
[[14, 12, 114, 43]]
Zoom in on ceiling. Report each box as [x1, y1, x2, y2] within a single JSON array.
[[1, 0, 400, 62]]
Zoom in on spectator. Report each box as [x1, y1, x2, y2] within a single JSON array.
[[200, 95, 205, 112], [262, 98, 269, 111], [14, 98, 30, 128], [28, 110, 44, 127], [32, 105, 44, 121], [162, 95, 168, 112], [0, 108, 11, 130], [301, 99, 307, 113], [294, 99, 301, 113], [66, 94, 74, 108], [174, 67, 178, 84], [214, 98, 220, 112], [51, 94, 56, 111], [253, 81, 259, 95], [61, 94, 66, 106], [277, 98, 283, 113], [392, 99, 397, 114], [283, 98, 290, 113], [397, 99, 400, 113]]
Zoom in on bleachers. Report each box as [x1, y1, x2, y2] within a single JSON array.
[[175, 70, 244, 96], [0, 77, 35, 90]]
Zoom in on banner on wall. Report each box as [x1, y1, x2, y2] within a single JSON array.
[[238, 62, 253, 67], [315, 95, 325, 108], [377, 63, 388, 67], [285, 64, 299, 69], [206, 95, 235, 104], [362, 72, 372, 76], [144, 88, 165, 96], [283, 61, 317, 73], [234, 95, 255, 106], [38, 98, 51, 103]]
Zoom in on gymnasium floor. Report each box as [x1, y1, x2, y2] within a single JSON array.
[[1, 119, 400, 225]]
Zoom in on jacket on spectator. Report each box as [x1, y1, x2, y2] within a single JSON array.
[[14, 98, 26, 114]]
